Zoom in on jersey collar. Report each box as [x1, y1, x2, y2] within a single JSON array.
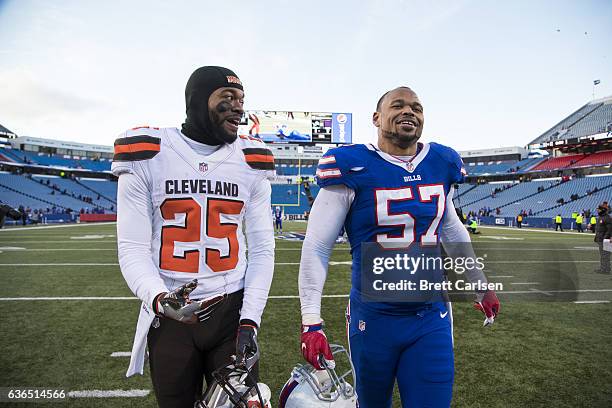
[[367, 142, 430, 173], [168, 128, 236, 176]]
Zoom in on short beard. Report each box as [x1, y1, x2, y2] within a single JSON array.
[[209, 102, 238, 144], [381, 129, 420, 150]]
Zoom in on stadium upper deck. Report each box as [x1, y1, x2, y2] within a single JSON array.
[[529, 95, 612, 147], [1, 95, 610, 223]]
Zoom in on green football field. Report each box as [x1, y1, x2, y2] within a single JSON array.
[[1, 222, 611, 407]]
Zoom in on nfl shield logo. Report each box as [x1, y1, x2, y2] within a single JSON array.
[[199, 162, 208, 172], [359, 320, 366, 332]]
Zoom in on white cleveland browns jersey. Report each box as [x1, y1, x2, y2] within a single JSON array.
[[112, 126, 276, 376]]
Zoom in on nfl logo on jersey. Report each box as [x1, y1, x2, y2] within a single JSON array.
[[199, 162, 208, 172]]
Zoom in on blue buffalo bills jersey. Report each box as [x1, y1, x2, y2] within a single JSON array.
[[316, 142, 466, 313]]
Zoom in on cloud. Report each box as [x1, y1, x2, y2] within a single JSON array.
[[0, 68, 131, 142], [0, 68, 110, 120]]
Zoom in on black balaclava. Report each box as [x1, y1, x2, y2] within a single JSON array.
[[181, 66, 244, 145]]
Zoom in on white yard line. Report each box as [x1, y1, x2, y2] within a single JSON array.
[[0, 263, 119, 266], [0, 260, 598, 267], [479, 225, 595, 236], [574, 300, 610, 304], [110, 352, 132, 357], [0, 246, 599, 252], [0, 240, 115, 243], [487, 261, 598, 264], [489, 275, 514, 278], [0, 222, 116, 232], [529, 288, 553, 296], [0, 297, 137, 300], [68, 389, 149, 398], [269, 294, 349, 299], [2, 289, 612, 301], [0, 248, 117, 251]]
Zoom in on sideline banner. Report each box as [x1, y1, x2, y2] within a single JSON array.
[[79, 214, 117, 222]]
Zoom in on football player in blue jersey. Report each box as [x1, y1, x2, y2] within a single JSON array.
[[298, 87, 500, 408], [274, 205, 283, 234]]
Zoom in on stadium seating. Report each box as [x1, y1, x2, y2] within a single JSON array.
[[0, 184, 55, 210], [75, 159, 111, 172], [79, 179, 118, 202], [531, 153, 586, 171], [32, 176, 115, 209], [563, 103, 612, 139], [538, 185, 611, 218], [569, 150, 612, 167], [512, 157, 546, 172], [0, 173, 89, 211], [0, 147, 28, 163], [465, 161, 516, 175], [21, 151, 76, 168], [459, 181, 550, 214], [530, 102, 603, 144], [533, 175, 612, 217], [276, 164, 316, 176], [1, 150, 112, 172], [458, 175, 612, 217], [531, 150, 612, 171], [453, 183, 513, 206]]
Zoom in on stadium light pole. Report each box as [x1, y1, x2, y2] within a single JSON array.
[[592, 79, 600, 100]]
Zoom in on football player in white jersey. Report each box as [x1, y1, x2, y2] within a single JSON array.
[[112, 66, 275, 407]]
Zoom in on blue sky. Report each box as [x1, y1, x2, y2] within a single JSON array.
[[1, 0, 610, 150]]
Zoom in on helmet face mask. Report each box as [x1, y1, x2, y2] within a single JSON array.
[[195, 363, 271, 408], [279, 344, 357, 407]]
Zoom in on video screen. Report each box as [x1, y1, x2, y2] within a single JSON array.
[[239, 111, 312, 143], [239, 111, 352, 144]]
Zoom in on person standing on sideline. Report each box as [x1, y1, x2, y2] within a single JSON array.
[[575, 213, 584, 232], [273, 205, 283, 234], [594, 205, 612, 274], [554, 214, 563, 231], [591, 214, 598, 233], [516, 213, 523, 228]]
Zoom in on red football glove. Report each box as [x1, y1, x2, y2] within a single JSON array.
[[301, 323, 335, 370], [474, 290, 500, 327]]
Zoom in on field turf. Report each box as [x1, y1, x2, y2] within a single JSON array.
[[0, 222, 611, 407]]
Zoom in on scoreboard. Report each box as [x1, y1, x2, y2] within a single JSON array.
[[239, 110, 352, 144]]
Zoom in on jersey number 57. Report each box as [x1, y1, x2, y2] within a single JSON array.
[[375, 184, 445, 249]]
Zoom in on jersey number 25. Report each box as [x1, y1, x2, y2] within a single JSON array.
[[159, 197, 244, 273]]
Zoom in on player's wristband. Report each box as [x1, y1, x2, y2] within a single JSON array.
[[303, 324, 324, 332], [152, 292, 167, 315], [239, 319, 258, 329]]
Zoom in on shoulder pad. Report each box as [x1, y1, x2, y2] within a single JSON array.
[[237, 135, 275, 171], [428, 142, 467, 183], [113, 126, 162, 162], [316, 144, 365, 189], [111, 126, 162, 177]]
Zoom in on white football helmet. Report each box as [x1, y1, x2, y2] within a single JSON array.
[[279, 344, 357, 408], [194, 363, 271, 408]]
